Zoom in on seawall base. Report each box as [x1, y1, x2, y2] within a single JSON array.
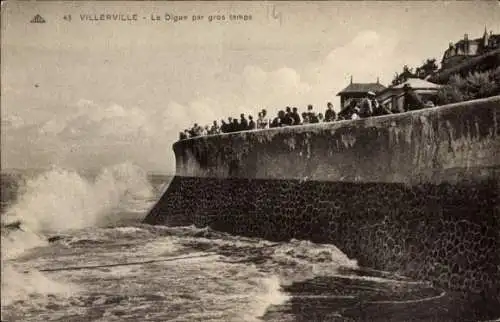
[[144, 175, 499, 303]]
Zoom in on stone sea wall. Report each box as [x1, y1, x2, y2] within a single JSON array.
[[144, 96, 500, 305]]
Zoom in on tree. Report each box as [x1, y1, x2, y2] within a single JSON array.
[[415, 59, 439, 79], [437, 69, 499, 104], [391, 58, 439, 86], [391, 65, 417, 85]]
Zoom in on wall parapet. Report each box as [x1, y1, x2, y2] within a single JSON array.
[[174, 96, 500, 185]]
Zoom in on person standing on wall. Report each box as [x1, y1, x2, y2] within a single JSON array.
[[261, 109, 269, 128], [240, 113, 249, 130], [358, 91, 377, 118], [338, 99, 360, 120], [284, 107, 294, 125], [257, 112, 264, 129], [232, 118, 240, 132], [226, 117, 234, 132], [371, 98, 392, 116], [402, 83, 425, 111], [307, 105, 319, 123], [210, 120, 220, 134], [302, 112, 309, 124], [248, 115, 256, 130], [324, 102, 336, 122], [291, 107, 301, 125], [220, 119, 228, 133]]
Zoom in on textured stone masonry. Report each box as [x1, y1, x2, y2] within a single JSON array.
[[144, 96, 500, 304]]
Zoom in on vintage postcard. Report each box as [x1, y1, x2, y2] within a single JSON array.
[[1, 1, 499, 321]]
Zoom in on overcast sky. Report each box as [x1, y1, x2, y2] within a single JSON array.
[[2, 1, 499, 173]]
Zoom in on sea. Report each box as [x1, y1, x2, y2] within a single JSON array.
[[1, 162, 499, 322]]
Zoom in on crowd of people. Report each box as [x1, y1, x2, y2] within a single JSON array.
[[180, 84, 433, 140]]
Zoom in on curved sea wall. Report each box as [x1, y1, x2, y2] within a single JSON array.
[[144, 96, 500, 305]]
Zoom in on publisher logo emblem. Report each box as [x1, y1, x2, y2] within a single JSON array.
[[30, 14, 46, 23]]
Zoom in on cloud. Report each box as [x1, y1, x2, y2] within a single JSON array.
[[223, 29, 399, 117], [36, 99, 151, 141], [2, 30, 402, 172], [305, 30, 399, 101], [350, 30, 381, 48], [241, 66, 312, 109]]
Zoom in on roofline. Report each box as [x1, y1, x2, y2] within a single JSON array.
[[337, 88, 385, 94], [336, 91, 384, 96], [376, 86, 441, 96]]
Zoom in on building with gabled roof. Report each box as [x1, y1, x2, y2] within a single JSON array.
[[376, 78, 442, 113], [336, 76, 386, 108], [441, 28, 500, 70]]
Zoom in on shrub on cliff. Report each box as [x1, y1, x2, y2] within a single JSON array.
[[437, 68, 500, 104]]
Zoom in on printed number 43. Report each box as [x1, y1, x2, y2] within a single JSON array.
[[63, 14, 72, 22]]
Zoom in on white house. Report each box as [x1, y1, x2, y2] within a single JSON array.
[[376, 78, 442, 112]]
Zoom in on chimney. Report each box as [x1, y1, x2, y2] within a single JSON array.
[[464, 33, 468, 41], [376, 77, 380, 84], [350, 75, 353, 84]]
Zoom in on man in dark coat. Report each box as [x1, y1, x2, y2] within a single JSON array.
[[371, 99, 392, 116], [226, 117, 234, 132], [338, 99, 359, 120], [358, 92, 376, 118], [248, 115, 256, 130], [240, 113, 249, 130], [188, 125, 197, 137], [271, 110, 285, 127], [210, 120, 220, 134], [284, 107, 294, 125], [301, 112, 309, 124], [232, 118, 240, 132], [402, 84, 425, 111], [270, 116, 279, 128], [220, 120, 228, 133], [291, 107, 301, 125], [324, 102, 336, 122]]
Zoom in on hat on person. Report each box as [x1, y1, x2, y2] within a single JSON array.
[[367, 91, 376, 97]]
